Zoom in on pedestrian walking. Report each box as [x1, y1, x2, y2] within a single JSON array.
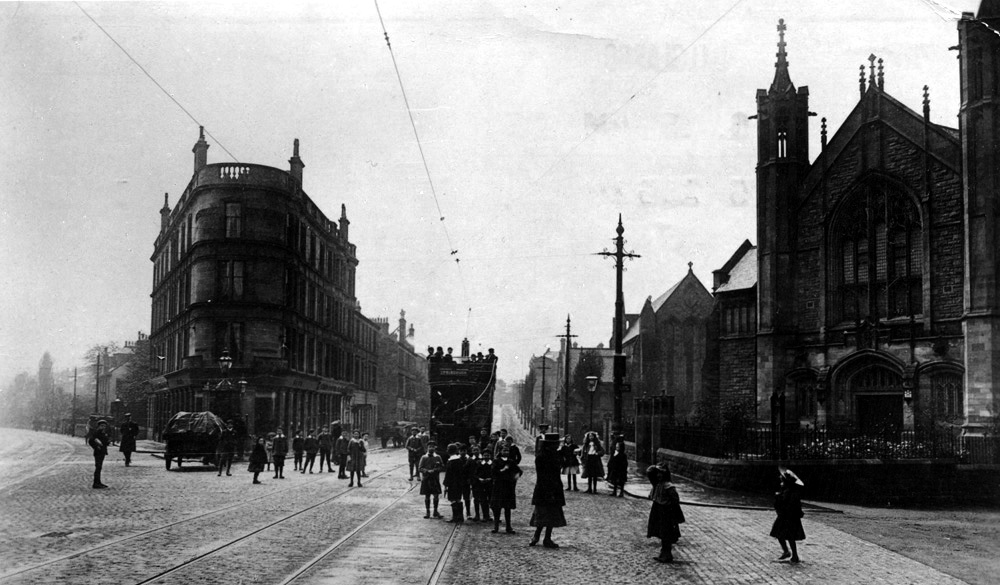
[[491, 443, 522, 534], [248, 437, 267, 484], [559, 435, 580, 491], [581, 431, 605, 493], [444, 443, 466, 523], [335, 430, 350, 479], [529, 433, 567, 548], [318, 426, 333, 472], [302, 430, 319, 474], [89, 420, 110, 489], [405, 427, 423, 481], [418, 441, 445, 519], [607, 438, 628, 497], [118, 413, 139, 467], [291, 430, 304, 471], [348, 431, 365, 487], [770, 465, 806, 564], [217, 420, 236, 477], [646, 463, 685, 563], [272, 428, 288, 479]]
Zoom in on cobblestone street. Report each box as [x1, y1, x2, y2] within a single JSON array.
[[0, 426, 971, 584]]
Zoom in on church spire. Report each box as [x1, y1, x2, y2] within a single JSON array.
[[770, 19, 794, 93]]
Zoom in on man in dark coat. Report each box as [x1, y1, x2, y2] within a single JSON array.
[[118, 413, 140, 467], [443, 444, 466, 523], [217, 420, 236, 477], [335, 430, 350, 479], [272, 427, 289, 479], [317, 427, 333, 473], [405, 427, 424, 480], [89, 421, 110, 489], [770, 466, 806, 563], [529, 433, 567, 548]]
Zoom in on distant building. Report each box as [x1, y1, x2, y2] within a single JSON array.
[[147, 129, 375, 437], [373, 310, 429, 429]]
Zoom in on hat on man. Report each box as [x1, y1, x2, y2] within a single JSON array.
[[124, 412, 132, 417], [542, 433, 561, 444]]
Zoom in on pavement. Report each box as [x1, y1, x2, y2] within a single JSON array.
[[0, 422, 973, 585]]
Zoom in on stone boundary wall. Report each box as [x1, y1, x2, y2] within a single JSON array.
[[655, 448, 1000, 506]]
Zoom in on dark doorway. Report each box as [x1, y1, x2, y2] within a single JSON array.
[[856, 394, 902, 436]]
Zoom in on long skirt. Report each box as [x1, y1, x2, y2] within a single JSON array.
[[769, 515, 806, 541], [646, 502, 681, 543], [582, 454, 604, 479], [529, 504, 567, 528]]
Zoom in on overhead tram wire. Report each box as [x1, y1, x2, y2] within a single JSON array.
[[530, 0, 745, 187], [373, 0, 473, 323], [73, 2, 239, 163]]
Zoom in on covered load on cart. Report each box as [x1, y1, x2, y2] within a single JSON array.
[[163, 411, 226, 470]]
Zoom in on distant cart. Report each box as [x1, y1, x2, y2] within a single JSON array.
[[162, 411, 225, 470]]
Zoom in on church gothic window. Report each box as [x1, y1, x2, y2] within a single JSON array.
[[829, 180, 922, 325]]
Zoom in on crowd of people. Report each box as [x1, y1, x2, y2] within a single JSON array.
[[86, 417, 807, 566]]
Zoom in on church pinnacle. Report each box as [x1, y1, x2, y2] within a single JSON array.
[[770, 19, 794, 93]]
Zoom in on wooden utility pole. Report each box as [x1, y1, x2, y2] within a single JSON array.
[[557, 314, 577, 436], [597, 215, 640, 435]]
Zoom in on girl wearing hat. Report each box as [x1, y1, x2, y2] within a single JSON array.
[[646, 463, 685, 563], [248, 437, 268, 484], [491, 443, 522, 534], [528, 433, 567, 548], [558, 435, 581, 491], [770, 465, 805, 563]]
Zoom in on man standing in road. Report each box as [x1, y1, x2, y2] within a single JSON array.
[[335, 429, 350, 479], [405, 427, 423, 481], [217, 420, 236, 477], [317, 426, 333, 473], [118, 413, 140, 467], [89, 420, 110, 489]]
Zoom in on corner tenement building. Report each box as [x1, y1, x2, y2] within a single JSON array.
[[147, 129, 376, 437]]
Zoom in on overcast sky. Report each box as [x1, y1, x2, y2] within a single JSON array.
[[0, 0, 981, 385]]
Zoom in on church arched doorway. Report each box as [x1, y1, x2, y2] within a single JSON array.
[[836, 363, 904, 435]]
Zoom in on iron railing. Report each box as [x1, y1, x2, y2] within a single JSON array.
[[658, 425, 1000, 463]]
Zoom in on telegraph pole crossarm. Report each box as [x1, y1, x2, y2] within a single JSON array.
[[556, 315, 577, 437], [596, 214, 640, 438]]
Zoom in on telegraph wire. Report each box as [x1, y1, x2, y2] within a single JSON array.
[[531, 0, 745, 186], [73, 2, 240, 163], [373, 0, 473, 328]]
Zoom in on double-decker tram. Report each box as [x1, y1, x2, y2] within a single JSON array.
[[427, 339, 497, 446]]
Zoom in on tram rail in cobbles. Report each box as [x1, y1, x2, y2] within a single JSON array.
[[0, 463, 408, 584]]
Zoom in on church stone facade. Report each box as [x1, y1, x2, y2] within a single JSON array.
[[728, 6, 1000, 436]]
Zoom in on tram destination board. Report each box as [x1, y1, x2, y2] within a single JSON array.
[[428, 356, 496, 446]]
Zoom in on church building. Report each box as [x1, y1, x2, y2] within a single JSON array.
[[727, 5, 1000, 437]]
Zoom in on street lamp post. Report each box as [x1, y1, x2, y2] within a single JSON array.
[[540, 348, 550, 425], [586, 375, 600, 432]]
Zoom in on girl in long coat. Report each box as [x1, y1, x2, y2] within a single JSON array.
[[491, 443, 522, 534], [558, 435, 581, 491], [770, 466, 805, 563], [646, 463, 685, 563], [580, 432, 605, 494], [347, 431, 366, 487], [529, 433, 567, 548], [248, 437, 268, 484], [606, 439, 628, 497]]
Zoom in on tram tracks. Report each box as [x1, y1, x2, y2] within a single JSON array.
[[0, 463, 407, 583]]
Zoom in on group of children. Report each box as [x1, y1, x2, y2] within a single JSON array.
[[415, 435, 524, 534]]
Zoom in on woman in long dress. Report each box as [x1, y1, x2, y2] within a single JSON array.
[[490, 443, 522, 534], [580, 431, 605, 494], [529, 433, 567, 548], [769, 466, 806, 563], [646, 463, 685, 563]]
